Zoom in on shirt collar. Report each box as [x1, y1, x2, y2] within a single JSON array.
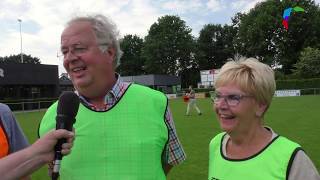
[[105, 73, 123, 101], [77, 73, 124, 105]]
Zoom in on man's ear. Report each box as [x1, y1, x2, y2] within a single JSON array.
[[105, 47, 115, 57], [103, 47, 116, 63]]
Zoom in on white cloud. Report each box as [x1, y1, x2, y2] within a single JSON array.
[[207, 0, 225, 12], [0, 0, 162, 74], [162, 0, 203, 13], [115, 0, 162, 37], [231, 0, 265, 13], [4, 0, 312, 75]]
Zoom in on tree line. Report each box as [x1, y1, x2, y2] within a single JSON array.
[[118, 0, 320, 87], [0, 54, 40, 64], [2, 0, 320, 87]]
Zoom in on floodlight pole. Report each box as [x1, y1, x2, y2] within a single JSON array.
[[18, 19, 23, 63]]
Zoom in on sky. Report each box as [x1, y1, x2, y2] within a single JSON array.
[[1, 0, 319, 74]]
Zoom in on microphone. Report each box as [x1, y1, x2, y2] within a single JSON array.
[[52, 91, 80, 180]]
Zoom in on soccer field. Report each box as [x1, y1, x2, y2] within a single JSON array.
[[15, 95, 320, 180]]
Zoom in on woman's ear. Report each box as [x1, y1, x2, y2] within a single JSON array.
[[255, 103, 267, 117]]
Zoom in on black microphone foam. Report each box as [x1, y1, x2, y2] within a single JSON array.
[[52, 91, 79, 180], [56, 91, 79, 130], [57, 91, 80, 121]]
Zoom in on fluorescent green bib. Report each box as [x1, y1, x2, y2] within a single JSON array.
[[208, 132, 301, 180], [39, 84, 168, 180]]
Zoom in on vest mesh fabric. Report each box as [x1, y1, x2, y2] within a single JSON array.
[[39, 84, 168, 180], [208, 132, 300, 180]]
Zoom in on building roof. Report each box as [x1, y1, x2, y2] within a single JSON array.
[[0, 63, 58, 85], [121, 74, 181, 86], [59, 75, 73, 86]]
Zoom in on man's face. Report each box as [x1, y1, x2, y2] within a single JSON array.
[[61, 21, 115, 93]]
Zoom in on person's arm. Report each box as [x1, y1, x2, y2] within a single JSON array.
[[20, 177, 31, 180], [288, 150, 320, 180], [0, 103, 31, 180], [162, 107, 186, 175], [4, 104, 30, 152], [0, 129, 74, 180], [163, 164, 173, 175]]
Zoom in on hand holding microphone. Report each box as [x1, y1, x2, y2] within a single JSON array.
[[52, 92, 79, 180]]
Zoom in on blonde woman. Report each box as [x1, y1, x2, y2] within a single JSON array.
[[209, 58, 319, 180]]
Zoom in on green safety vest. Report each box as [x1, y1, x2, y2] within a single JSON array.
[[39, 84, 168, 180], [208, 132, 301, 180]]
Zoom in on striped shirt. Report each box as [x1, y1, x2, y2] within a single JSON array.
[[79, 74, 186, 165]]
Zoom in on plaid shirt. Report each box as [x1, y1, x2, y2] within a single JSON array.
[[79, 74, 186, 165]]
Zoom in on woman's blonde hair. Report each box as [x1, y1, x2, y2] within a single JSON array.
[[215, 57, 276, 107]]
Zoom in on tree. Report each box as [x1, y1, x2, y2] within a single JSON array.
[[142, 15, 196, 87], [293, 47, 320, 78], [235, 1, 284, 66], [0, 54, 41, 64], [117, 35, 145, 76], [235, 0, 320, 74], [231, 12, 247, 55], [196, 24, 236, 71]]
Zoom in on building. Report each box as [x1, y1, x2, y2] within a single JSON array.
[[59, 73, 74, 92], [121, 74, 181, 94], [0, 63, 59, 100], [0, 64, 181, 110], [199, 69, 220, 88]]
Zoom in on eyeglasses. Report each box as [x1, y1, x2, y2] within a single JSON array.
[[58, 43, 108, 60], [212, 93, 253, 107]]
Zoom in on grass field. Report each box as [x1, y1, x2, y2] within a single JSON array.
[[15, 95, 320, 180]]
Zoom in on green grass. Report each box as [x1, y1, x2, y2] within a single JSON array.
[[15, 95, 320, 180], [15, 110, 47, 180]]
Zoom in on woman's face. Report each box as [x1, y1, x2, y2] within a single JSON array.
[[213, 83, 261, 135]]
